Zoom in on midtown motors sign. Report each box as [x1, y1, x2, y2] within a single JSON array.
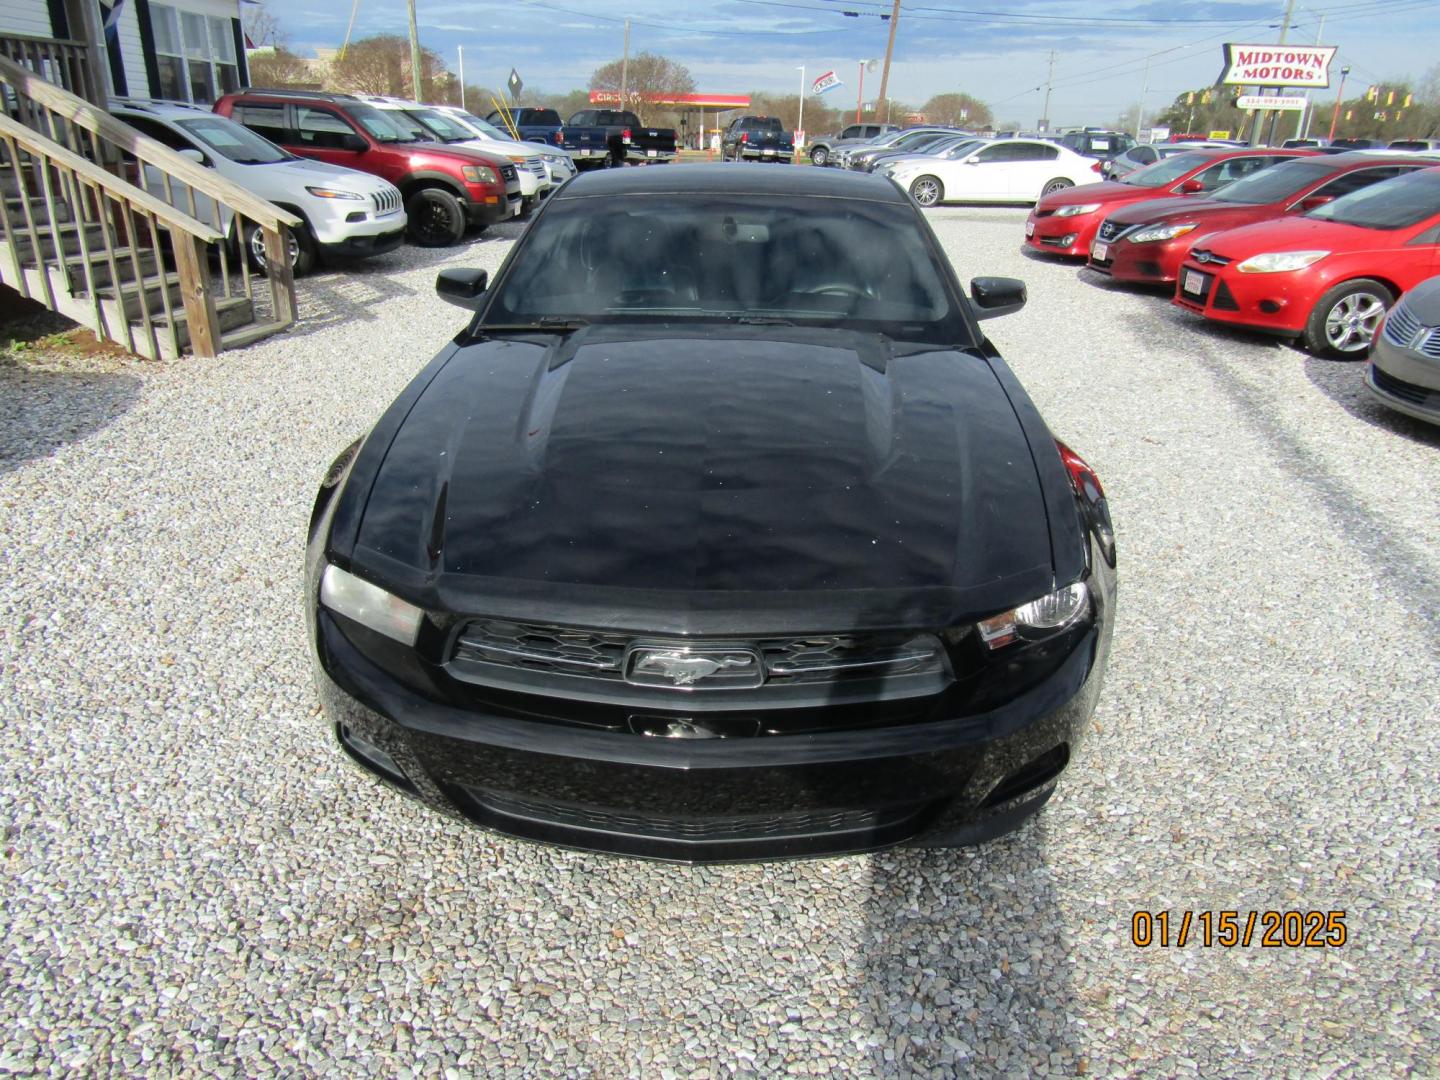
[[1220, 44, 1337, 88]]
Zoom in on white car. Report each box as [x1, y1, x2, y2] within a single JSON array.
[[111, 99, 404, 275], [359, 97, 557, 213], [426, 105, 578, 191], [887, 139, 1101, 207]]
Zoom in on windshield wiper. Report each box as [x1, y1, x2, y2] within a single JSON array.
[[731, 315, 798, 326], [476, 317, 590, 334]]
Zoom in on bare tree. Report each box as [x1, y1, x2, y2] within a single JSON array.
[[329, 35, 447, 101], [248, 48, 314, 89], [242, 0, 284, 48], [588, 52, 694, 123]]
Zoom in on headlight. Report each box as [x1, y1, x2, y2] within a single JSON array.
[[319, 565, 424, 645], [1236, 250, 1330, 274], [976, 582, 1090, 650], [305, 186, 364, 200], [462, 165, 499, 184], [1128, 222, 1197, 243], [1054, 203, 1101, 217]]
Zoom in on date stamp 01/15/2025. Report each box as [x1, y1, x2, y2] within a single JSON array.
[[1130, 910, 1348, 948]]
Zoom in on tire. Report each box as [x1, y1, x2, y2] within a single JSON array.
[[1303, 278, 1394, 357], [809, 145, 829, 166], [909, 175, 943, 207], [406, 188, 466, 247], [244, 221, 315, 276], [1041, 177, 1074, 197]]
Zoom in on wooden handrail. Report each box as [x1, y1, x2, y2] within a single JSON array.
[[0, 112, 223, 241], [0, 53, 301, 232]]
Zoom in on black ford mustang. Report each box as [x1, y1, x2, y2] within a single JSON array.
[[306, 165, 1116, 862]]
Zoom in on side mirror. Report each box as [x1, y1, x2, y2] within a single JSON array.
[[177, 147, 207, 166], [436, 268, 488, 309], [1179, 178, 1204, 194], [970, 276, 1027, 320], [1298, 194, 1333, 212], [340, 132, 368, 153]]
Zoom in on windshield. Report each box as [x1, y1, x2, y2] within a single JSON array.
[[941, 139, 985, 160], [406, 108, 475, 143], [484, 194, 968, 344], [1210, 159, 1334, 203], [457, 112, 510, 139], [374, 108, 438, 142], [175, 116, 290, 165], [1307, 169, 1440, 229], [922, 136, 974, 157], [347, 104, 409, 143], [522, 108, 562, 126], [1124, 152, 1211, 188]]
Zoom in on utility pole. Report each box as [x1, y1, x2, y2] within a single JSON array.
[[1135, 55, 1151, 140], [407, 0, 423, 103], [458, 46, 465, 111], [1253, 0, 1297, 144], [1040, 50, 1056, 131], [797, 65, 806, 155], [1327, 65, 1350, 141], [620, 19, 630, 109], [876, 0, 902, 123], [1296, 13, 1325, 139]]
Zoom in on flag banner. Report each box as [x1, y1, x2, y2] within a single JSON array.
[[811, 70, 842, 96]]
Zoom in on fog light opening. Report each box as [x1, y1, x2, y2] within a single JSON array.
[[337, 723, 415, 791], [982, 744, 1070, 808], [1258, 300, 1283, 314]]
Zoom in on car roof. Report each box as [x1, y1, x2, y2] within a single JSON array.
[[555, 162, 909, 203], [110, 97, 214, 118]]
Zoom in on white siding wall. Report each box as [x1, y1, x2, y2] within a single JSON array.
[[100, 0, 240, 99], [0, 0, 60, 39]]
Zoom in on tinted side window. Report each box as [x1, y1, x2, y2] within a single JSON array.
[[1308, 166, 1416, 201], [233, 102, 287, 143], [1134, 146, 1157, 164], [1193, 157, 1270, 191], [1016, 143, 1059, 161], [295, 106, 358, 150], [123, 115, 192, 151], [840, 126, 861, 139]]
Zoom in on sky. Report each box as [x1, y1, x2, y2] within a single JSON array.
[[262, 0, 1440, 128]]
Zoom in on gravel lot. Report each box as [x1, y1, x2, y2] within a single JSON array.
[[2, 204, 1437, 1078]]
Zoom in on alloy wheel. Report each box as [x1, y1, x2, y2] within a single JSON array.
[[910, 177, 941, 207], [249, 227, 297, 269], [1324, 291, 1387, 353]]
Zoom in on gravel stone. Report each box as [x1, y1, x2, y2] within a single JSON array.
[[1, 206, 1437, 1077]]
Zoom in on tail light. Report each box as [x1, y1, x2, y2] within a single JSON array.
[[1091, 161, 1104, 173], [553, 130, 563, 145], [622, 127, 632, 143], [1056, 440, 1104, 500], [741, 131, 749, 143]]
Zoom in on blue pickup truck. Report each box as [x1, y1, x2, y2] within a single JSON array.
[[486, 106, 565, 148], [720, 116, 795, 163], [563, 109, 677, 168]]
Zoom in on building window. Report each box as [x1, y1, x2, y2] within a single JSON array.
[[149, 4, 239, 104]]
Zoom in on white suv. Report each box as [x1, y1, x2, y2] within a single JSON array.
[[111, 99, 405, 275], [426, 105, 577, 192], [359, 97, 560, 214]]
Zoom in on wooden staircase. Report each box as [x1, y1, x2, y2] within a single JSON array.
[[0, 45, 302, 360]]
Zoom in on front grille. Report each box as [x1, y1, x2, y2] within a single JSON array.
[[370, 187, 402, 216], [449, 619, 946, 697], [1371, 365, 1436, 407], [1097, 219, 1125, 242], [499, 163, 518, 181], [524, 160, 546, 177], [1188, 248, 1232, 267], [465, 789, 917, 842], [1383, 302, 1440, 357], [1212, 280, 1240, 311]]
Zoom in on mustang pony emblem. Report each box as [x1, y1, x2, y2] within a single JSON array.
[[631, 651, 755, 686]]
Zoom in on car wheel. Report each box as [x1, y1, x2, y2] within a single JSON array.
[[407, 188, 466, 247], [245, 221, 315, 277], [809, 146, 829, 166], [1041, 177, 1074, 196], [1304, 279, 1394, 358], [909, 175, 943, 207]]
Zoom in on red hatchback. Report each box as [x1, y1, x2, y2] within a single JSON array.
[[1173, 167, 1440, 356], [1024, 148, 1307, 258], [1087, 154, 1425, 286]]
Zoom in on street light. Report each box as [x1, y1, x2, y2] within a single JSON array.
[[1327, 64, 1351, 142]]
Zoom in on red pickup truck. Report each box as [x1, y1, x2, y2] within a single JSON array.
[[214, 89, 523, 246]]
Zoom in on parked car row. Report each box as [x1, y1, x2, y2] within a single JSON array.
[[1019, 149, 1440, 424]]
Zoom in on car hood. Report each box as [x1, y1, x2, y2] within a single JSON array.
[[1039, 179, 1155, 209], [1105, 195, 1282, 226], [267, 157, 396, 191], [399, 143, 510, 167], [345, 327, 1057, 633], [1199, 216, 1397, 258]]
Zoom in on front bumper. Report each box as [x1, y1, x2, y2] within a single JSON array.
[[1087, 234, 1187, 283], [1366, 339, 1440, 425], [310, 601, 1111, 862], [1172, 260, 1310, 336], [1024, 211, 1102, 258], [316, 225, 406, 260]]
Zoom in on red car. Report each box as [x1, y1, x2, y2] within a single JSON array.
[[1087, 154, 1426, 286], [1173, 167, 1440, 356], [1025, 149, 1307, 258]]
